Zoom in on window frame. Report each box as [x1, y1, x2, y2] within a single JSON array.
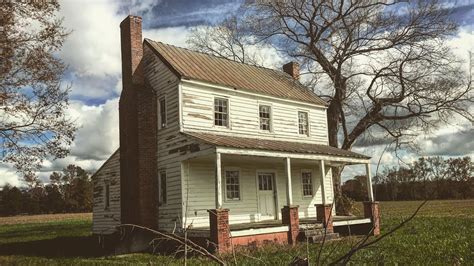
[[214, 97, 229, 128], [298, 111, 310, 136], [259, 104, 272, 132], [224, 168, 241, 202], [159, 170, 167, 205], [301, 169, 314, 198], [159, 96, 167, 129], [104, 181, 110, 210]]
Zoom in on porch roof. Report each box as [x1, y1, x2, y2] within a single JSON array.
[[183, 132, 370, 160]]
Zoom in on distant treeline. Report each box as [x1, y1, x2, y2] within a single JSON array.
[[343, 156, 474, 201], [0, 165, 93, 216]]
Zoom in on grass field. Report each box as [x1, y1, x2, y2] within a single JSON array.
[[0, 200, 473, 265]]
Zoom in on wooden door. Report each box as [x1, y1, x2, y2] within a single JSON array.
[[257, 172, 276, 220]]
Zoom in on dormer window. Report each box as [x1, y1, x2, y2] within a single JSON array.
[[214, 98, 228, 127], [159, 96, 167, 129], [298, 111, 309, 135], [259, 105, 271, 131]]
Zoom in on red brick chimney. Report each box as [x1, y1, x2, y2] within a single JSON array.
[[283, 61, 300, 80], [120, 15, 143, 85], [119, 15, 157, 229]]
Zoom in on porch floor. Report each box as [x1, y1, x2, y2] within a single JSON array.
[[187, 215, 369, 237]]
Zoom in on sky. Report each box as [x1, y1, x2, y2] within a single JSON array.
[[0, 0, 473, 187]]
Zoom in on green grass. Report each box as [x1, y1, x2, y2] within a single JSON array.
[[0, 200, 473, 265]]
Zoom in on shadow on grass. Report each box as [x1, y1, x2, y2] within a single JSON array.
[[0, 236, 107, 258]]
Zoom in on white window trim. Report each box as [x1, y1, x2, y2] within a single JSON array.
[[224, 167, 242, 202], [258, 103, 273, 133], [158, 95, 167, 130], [213, 96, 230, 128], [158, 169, 167, 205], [297, 110, 310, 136], [301, 169, 314, 198]]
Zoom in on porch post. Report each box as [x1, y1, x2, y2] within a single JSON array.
[[283, 157, 299, 245], [216, 152, 222, 208], [365, 163, 374, 202], [285, 157, 293, 205], [319, 160, 326, 205]]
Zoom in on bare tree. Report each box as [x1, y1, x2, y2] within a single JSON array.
[[0, 1, 76, 177], [187, 0, 473, 213]]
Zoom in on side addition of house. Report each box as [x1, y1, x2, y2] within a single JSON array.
[[92, 15, 381, 253]]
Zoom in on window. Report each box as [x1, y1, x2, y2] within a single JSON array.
[[259, 105, 271, 131], [298, 111, 309, 135], [159, 97, 167, 129], [225, 170, 240, 200], [214, 98, 228, 127], [159, 170, 167, 204], [258, 173, 274, 191], [302, 171, 313, 196], [104, 183, 110, 209]]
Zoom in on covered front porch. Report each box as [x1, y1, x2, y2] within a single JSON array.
[[180, 133, 380, 252]]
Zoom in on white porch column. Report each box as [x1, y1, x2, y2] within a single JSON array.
[[319, 160, 326, 205], [216, 152, 223, 208], [366, 163, 374, 202], [285, 157, 293, 205]]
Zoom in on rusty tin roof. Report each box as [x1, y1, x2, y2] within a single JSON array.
[[184, 132, 370, 159], [145, 39, 327, 106]]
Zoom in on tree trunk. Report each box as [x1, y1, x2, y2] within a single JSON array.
[[327, 101, 350, 215]]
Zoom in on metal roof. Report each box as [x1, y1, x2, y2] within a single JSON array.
[[145, 39, 328, 106], [184, 132, 370, 159]]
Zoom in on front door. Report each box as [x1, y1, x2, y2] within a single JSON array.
[[257, 172, 276, 220]]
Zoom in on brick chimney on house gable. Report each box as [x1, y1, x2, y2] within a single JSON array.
[[282, 61, 300, 80], [119, 15, 158, 229]]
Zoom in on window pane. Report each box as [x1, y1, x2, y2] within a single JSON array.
[[259, 105, 271, 131], [225, 170, 240, 200], [105, 184, 110, 209], [214, 98, 228, 127], [160, 171, 167, 204], [160, 98, 166, 128], [258, 174, 273, 191], [302, 172, 313, 196], [298, 111, 309, 135]]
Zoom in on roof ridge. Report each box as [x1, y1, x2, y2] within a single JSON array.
[[144, 38, 292, 77]]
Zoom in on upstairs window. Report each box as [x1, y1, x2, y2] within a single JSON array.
[[259, 105, 271, 131], [159, 97, 167, 129], [214, 98, 228, 127], [159, 170, 167, 204], [302, 171, 313, 196], [225, 170, 240, 200], [298, 111, 309, 135], [104, 182, 110, 209]]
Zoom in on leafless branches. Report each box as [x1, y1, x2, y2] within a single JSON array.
[[116, 224, 226, 265], [187, 0, 473, 212], [0, 1, 76, 177]]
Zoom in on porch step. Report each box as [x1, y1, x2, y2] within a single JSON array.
[[307, 233, 340, 243], [302, 228, 326, 237]]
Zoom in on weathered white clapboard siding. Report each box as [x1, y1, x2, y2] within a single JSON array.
[[180, 81, 329, 144], [182, 158, 333, 228], [92, 150, 120, 234], [144, 46, 218, 232], [144, 45, 183, 232]]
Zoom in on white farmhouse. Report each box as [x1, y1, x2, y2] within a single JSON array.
[[92, 16, 380, 253]]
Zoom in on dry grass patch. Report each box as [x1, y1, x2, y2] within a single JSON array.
[[0, 213, 91, 225]]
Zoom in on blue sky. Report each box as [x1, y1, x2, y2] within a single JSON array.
[[0, 0, 473, 186]]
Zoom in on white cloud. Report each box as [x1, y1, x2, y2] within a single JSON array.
[[60, 0, 122, 77], [68, 98, 119, 161], [144, 26, 191, 48], [0, 164, 21, 187]]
